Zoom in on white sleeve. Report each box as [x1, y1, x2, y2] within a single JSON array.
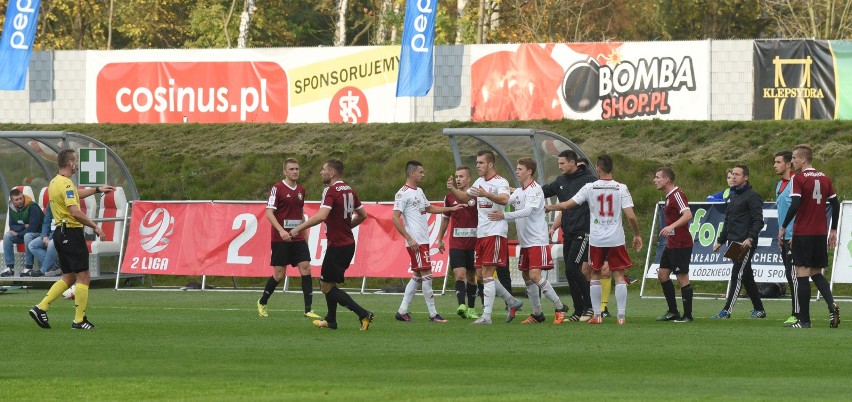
[[571, 184, 590, 204], [392, 191, 406, 212], [621, 185, 635, 209]]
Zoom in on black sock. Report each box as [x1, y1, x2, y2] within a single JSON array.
[[797, 277, 811, 323], [455, 280, 466, 305], [259, 276, 279, 305], [811, 273, 835, 308], [301, 275, 313, 312], [478, 282, 485, 304], [681, 284, 693, 318], [496, 267, 512, 293], [329, 287, 367, 319], [466, 282, 477, 308], [661, 280, 678, 314], [325, 290, 338, 324]]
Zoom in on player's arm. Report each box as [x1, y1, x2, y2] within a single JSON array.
[[545, 199, 577, 212], [265, 208, 290, 241], [475, 189, 509, 206], [392, 210, 418, 250], [350, 206, 368, 228], [290, 207, 330, 238], [437, 213, 449, 253], [744, 194, 764, 249], [623, 207, 642, 252], [660, 208, 692, 237], [425, 204, 463, 214], [68, 204, 105, 238], [78, 185, 116, 199], [447, 177, 472, 202], [828, 196, 840, 249]]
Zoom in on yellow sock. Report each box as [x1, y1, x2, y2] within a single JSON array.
[[74, 283, 90, 323], [601, 276, 612, 310], [38, 280, 69, 311]]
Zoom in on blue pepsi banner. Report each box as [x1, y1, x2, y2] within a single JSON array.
[[644, 202, 787, 282], [0, 0, 41, 90], [395, 0, 436, 97]]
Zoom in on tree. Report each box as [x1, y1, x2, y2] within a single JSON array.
[[761, 0, 852, 39], [654, 0, 770, 40]]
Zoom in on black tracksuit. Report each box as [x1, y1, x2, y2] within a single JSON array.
[[716, 182, 765, 314]]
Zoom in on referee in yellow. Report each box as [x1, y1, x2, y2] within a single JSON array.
[[29, 149, 114, 330]]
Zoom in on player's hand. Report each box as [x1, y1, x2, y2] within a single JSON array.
[[406, 238, 419, 252], [289, 227, 301, 238], [100, 185, 117, 193], [828, 230, 837, 249], [777, 227, 785, 247], [279, 228, 291, 241], [450, 204, 464, 212], [632, 234, 643, 252], [438, 239, 445, 254], [94, 226, 106, 238], [446, 176, 455, 189], [659, 225, 674, 237], [713, 242, 722, 252], [469, 186, 486, 197], [43, 237, 49, 246], [549, 227, 557, 238], [544, 204, 559, 212], [487, 210, 505, 221], [742, 238, 752, 249]]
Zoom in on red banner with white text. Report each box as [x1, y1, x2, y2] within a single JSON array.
[[121, 201, 450, 278]]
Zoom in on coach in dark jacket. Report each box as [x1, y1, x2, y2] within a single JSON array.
[[711, 164, 765, 319], [541, 150, 596, 319]]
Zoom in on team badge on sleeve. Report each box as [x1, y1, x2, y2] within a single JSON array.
[[66, 190, 75, 199]]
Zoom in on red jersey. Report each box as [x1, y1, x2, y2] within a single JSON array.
[[321, 180, 363, 247], [266, 180, 306, 242], [443, 191, 477, 250], [664, 187, 693, 249], [790, 168, 836, 235]]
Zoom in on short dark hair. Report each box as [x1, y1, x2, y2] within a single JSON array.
[[476, 150, 495, 164], [9, 188, 22, 197], [558, 150, 579, 162], [657, 167, 675, 182], [57, 149, 76, 169], [734, 164, 750, 178], [597, 154, 614, 174], [405, 160, 422, 175], [517, 157, 536, 175], [324, 159, 344, 175], [774, 151, 792, 163]]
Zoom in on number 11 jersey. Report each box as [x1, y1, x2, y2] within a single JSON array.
[[570, 179, 634, 247]]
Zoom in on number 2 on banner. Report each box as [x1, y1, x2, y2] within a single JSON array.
[[228, 213, 257, 264]]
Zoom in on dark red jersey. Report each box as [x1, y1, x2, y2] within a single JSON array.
[[664, 187, 693, 249], [790, 168, 836, 235], [266, 181, 306, 242], [443, 191, 477, 250], [321, 181, 363, 247]]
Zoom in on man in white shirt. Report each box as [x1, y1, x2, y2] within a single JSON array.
[[547, 155, 642, 325], [489, 157, 569, 325], [447, 150, 524, 325], [393, 161, 463, 323]]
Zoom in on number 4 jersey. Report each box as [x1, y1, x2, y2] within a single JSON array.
[[321, 180, 364, 247], [571, 179, 635, 247]]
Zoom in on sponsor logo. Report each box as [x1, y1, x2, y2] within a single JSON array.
[[97, 62, 288, 123], [288, 47, 400, 106], [329, 86, 369, 123], [762, 57, 822, 120], [7, 0, 37, 50], [139, 208, 175, 253]]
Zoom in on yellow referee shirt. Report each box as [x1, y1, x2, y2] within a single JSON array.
[[48, 174, 83, 228]]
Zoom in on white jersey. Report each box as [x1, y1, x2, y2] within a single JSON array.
[[570, 179, 634, 247], [504, 181, 549, 247], [468, 174, 511, 238], [393, 184, 430, 245]]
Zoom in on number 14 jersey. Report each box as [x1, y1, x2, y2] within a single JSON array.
[[570, 179, 634, 247], [321, 180, 363, 247]]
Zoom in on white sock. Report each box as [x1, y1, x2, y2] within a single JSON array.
[[525, 280, 542, 315], [537, 278, 564, 310], [590, 280, 602, 316], [494, 279, 517, 306], [616, 283, 627, 316], [398, 277, 419, 314], [482, 279, 496, 319], [422, 275, 437, 317]]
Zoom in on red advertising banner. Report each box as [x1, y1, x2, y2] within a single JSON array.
[[121, 201, 450, 278]]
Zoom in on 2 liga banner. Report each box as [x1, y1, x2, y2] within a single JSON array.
[[121, 201, 450, 278]]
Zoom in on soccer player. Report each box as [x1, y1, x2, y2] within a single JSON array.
[[541, 150, 596, 322], [257, 158, 320, 319], [779, 144, 841, 329], [437, 165, 481, 319], [652, 167, 694, 323], [290, 159, 374, 331], [446, 150, 524, 325], [711, 165, 766, 319], [488, 158, 569, 324], [392, 161, 463, 323], [773, 151, 797, 325], [29, 149, 115, 330], [546, 155, 642, 325]]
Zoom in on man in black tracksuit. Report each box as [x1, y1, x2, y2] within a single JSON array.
[[712, 164, 766, 319], [541, 150, 596, 321]]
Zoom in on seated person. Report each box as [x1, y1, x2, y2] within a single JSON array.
[[28, 204, 60, 277], [2, 188, 44, 277]]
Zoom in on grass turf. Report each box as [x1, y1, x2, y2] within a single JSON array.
[[2, 287, 851, 400]]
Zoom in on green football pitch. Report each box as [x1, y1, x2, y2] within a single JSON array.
[[2, 287, 851, 401]]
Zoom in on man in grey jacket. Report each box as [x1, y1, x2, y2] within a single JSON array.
[[711, 164, 766, 319]]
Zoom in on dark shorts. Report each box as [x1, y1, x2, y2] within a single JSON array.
[[54, 227, 89, 274], [320, 244, 355, 284], [449, 248, 475, 270], [660, 247, 692, 275], [270, 241, 310, 267], [792, 235, 828, 268], [564, 233, 589, 268]]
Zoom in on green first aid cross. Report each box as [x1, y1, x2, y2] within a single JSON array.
[[78, 148, 107, 186]]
